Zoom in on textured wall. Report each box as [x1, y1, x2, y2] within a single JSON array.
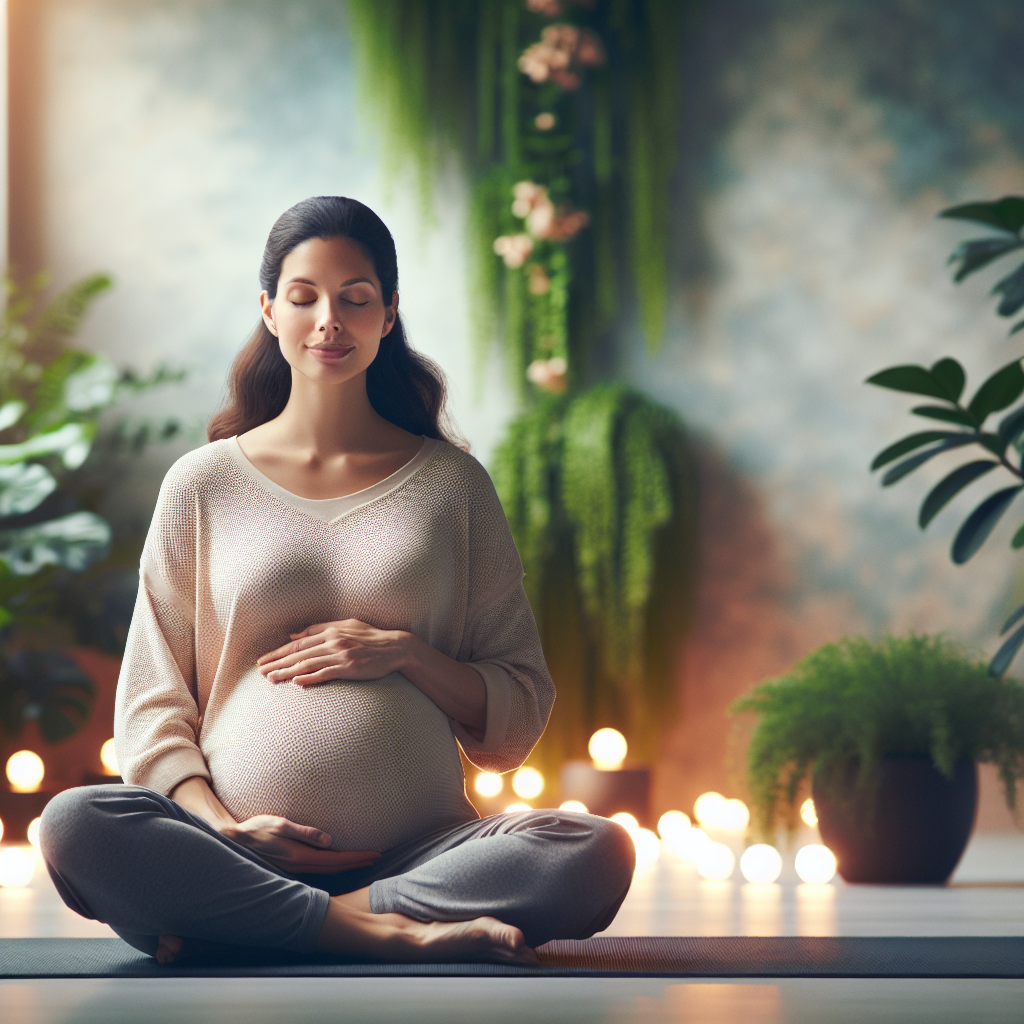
[[14, 0, 1024, 826]]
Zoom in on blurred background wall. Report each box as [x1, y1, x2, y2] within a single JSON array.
[[8, 0, 1024, 826]]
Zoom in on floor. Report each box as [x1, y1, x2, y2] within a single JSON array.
[[1, 831, 1022, 1023]]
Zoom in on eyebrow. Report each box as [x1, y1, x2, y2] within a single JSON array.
[[284, 276, 376, 288]]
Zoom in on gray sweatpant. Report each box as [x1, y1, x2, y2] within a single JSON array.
[[40, 785, 634, 956]]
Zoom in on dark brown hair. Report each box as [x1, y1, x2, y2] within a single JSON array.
[[208, 196, 463, 446]]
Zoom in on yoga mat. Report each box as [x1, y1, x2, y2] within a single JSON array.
[[1, 936, 1021, 979]]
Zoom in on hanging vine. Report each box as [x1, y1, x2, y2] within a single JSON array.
[[348, 0, 698, 771]]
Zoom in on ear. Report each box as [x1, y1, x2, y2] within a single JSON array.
[[260, 291, 278, 337], [381, 291, 399, 338]]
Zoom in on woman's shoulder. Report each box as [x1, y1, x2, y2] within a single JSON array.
[[423, 439, 500, 502], [157, 439, 237, 499]]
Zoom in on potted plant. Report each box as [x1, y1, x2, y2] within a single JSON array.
[[732, 634, 1024, 884]]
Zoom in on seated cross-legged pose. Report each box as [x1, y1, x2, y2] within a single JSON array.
[[41, 197, 634, 965]]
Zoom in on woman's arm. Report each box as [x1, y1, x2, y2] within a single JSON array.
[[257, 621, 486, 738], [170, 775, 381, 874]]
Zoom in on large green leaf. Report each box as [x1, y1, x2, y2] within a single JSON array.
[[948, 237, 1024, 282], [911, 405, 978, 427], [998, 406, 1024, 446], [929, 358, 966, 401], [0, 463, 58, 517], [941, 197, 1024, 233], [0, 402, 26, 433], [866, 365, 953, 400], [993, 263, 1024, 318], [0, 510, 111, 575], [990, 619, 1024, 677], [967, 360, 1024, 421], [951, 485, 1024, 564], [918, 460, 998, 528], [881, 435, 978, 485], [0, 422, 94, 469], [871, 431, 963, 471]]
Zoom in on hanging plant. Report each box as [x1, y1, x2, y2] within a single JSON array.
[[348, 0, 697, 769]]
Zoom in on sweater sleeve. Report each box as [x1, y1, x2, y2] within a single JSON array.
[[113, 460, 211, 796], [451, 459, 555, 774]]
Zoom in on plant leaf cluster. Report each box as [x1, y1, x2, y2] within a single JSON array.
[[868, 197, 1024, 674], [492, 384, 696, 773], [732, 635, 1024, 838]]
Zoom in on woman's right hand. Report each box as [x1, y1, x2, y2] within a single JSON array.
[[219, 815, 381, 874]]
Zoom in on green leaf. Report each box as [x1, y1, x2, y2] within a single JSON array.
[[990, 620, 1024, 677], [1001, 602, 1024, 633], [998, 406, 1024, 446], [993, 262, 1024, 318], [1014, 522, 1024, 549], [0, 510, 111, 576], [1011, 320, 1024, 336], [871, 431, 959, 471], [881, 435, 978, 485], [911, 405, 978, 427], [979, 433, 1008, 456], [967, 360, 1024, 421], [951, 485, 1024, 564], [0, 402, 26, 433], [941, 197, 1024, 233], [866, 365, 951, 400], [929, 358, 966, 400], [0, 463, 58, 517], [918, 460, 998, 528], [948, 237, 1024, 282]]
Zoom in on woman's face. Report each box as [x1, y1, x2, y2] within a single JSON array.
[[261, 235, 397, 385]]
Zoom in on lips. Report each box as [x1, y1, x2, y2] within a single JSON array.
[[308, 345, 355, 361]]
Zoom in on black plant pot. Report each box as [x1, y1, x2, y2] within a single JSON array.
[[813, 755, 977, 885]]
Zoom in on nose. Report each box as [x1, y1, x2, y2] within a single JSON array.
[[317, 303, 342, 334]]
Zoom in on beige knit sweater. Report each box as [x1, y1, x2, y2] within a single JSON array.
[[114, 437, 555, 852]]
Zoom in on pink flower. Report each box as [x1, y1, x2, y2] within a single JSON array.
[[527, 264, 552, 295], [534, 112, 557, 131], [527, 357, 568, 394], [526, 0, 562, 15], [493, 234, 534, 269], [544, 209, 590, 241]]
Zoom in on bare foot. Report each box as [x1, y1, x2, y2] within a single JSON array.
[[317, 900, 538, 965]]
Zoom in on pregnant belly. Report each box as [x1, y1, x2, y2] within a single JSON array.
[[201, 670, 477, 852]]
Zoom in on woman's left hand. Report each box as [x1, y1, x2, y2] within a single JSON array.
[[257, 619, 411, 687]]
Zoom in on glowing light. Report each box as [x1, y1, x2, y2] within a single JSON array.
[[695, 841, 736, 881], [795, 844, 837, 885], [512, 767, 544, 799], [800, 798, 818, 827], [27, 817, 42, 849], [588, 728, 627, 770], [559, 800, 588, 813], [0, 847, 34, 888], [100, 739, 120, 776], [0, 816, 3, 842], [719, 799, 750, 833], [474, 772, 503, 798], [6, 751, 44, 793], [633, 828, 661, 868], [669, 826, 711, 862], [693, 791, 727, 829], [609, 812, 640, 835], [505, 802, 531, 813], [657, 810, 691, 841], [740, 844, 783, 885]]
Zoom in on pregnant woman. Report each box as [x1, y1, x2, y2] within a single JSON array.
[[40, 196, 634, 964]]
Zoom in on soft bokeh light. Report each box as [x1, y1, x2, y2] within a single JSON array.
[[800, 798, 818, 827], [0, 816, 4, 843], [6, 750, 44, 793], [512, 766, 544, 799], [27, 817, 42, 849], [668, 826, 711, 862], [609, 812, 640, 835], [657, 809, 691, 841], [740, 844, 783, 885], [100, 738, 120, 776], [559, 800, 588, 812], [795, 844, 837, 885], [474, 772, 503, 798], [695, 841, 736, 881], [505, 802, 531, 813], [719, 798, 750, 833], [693, 791, 726, 829], [588, 728, 627, 770], [0, 847, 34, 888], [633, 828, 661, 868]]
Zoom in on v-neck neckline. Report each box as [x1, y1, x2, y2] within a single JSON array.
[[223, 435, 439, 524]]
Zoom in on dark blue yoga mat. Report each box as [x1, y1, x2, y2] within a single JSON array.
[[0, 936, 1021, 978]]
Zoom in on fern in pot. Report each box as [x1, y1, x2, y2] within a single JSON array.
[[732, 635, 1024, 884]]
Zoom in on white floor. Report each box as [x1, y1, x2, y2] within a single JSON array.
[[1, 830, 1022, 1023]]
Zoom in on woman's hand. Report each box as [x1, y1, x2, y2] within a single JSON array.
[[219, 815, 381, 875], [257, 619, 410, 687]]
